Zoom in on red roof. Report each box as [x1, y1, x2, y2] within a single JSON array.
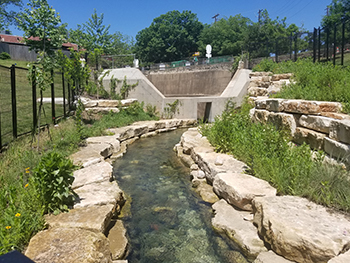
[[0, 34, 78, 51]]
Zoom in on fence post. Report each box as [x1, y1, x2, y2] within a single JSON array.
[[0, 110, 2, 148], [62, 68, 66, 118], [318, 27, 321, 62], [333, 24, 337, 65], [313, 28, 317, 63], [290, 32, 293, 60], [32, 66, 37, 132], [294, 33, 298, 61], [341, 21, 345, 66], [326, 27, 330, 61], [51, 70, 56, 125], [275, 39, 278, 63], [11, 64, 17, 139]]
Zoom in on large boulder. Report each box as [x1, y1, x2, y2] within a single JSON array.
[[25, 228, 112, 263], [45, 204, 115, 233], [213, 172, 276, 211], [193, 151, 247, 183], [253, 196, 350, 263], [212, 199, 267, 259]]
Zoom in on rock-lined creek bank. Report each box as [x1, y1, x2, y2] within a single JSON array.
[[24, 119, 350, 263]]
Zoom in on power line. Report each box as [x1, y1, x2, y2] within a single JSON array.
[[288, 0, 315, 20]]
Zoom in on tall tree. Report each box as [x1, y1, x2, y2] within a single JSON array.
[[322, 0, 350, 27], [135, 10, 204, 63], [197, 15, 252, 57], [69, 9, 132, 55], [17, 0, 67, 147]]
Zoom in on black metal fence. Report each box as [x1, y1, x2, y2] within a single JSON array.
[[247, 19, 350, 68], [0, 64, 74, 150]]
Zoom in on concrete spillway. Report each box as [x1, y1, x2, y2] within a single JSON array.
[[102, 67, 251, 122]]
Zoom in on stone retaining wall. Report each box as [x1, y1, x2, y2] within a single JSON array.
[[248, 72, 350, 168], [176, 128, 350, 263], [24, 119, 197, 263]]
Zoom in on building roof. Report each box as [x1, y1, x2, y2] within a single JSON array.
[[0, 34, 78, 51]]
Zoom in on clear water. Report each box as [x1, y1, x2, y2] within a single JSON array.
[[113, 129, 247, 263]]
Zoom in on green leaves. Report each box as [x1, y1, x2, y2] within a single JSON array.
[[135, 10, 203, 63], [32, 151, 77, 214]]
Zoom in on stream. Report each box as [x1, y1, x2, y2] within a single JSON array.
[[113, 129, 248, 263]]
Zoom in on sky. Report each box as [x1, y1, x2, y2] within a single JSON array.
[[8, 0, 332, 39]]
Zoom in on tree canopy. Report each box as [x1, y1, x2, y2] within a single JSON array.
[[135, 10, 204, 63], [17, 0, 67, 56], [197, 15, 252, 57], [0, 0, 22, 31], [68, 9, 132, 55], [322, 0, 350, 27]]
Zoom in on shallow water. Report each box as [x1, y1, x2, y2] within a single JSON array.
[[113, 129, 247, 263]]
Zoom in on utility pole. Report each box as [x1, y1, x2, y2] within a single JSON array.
[[212, 14, 219, 23], [326, 6, 329, 16], [258, 9, 263, 23]]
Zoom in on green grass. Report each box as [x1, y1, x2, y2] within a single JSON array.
[[0, 59, 31, 68], [0, 63, 67, 146], [200, 102, 350, 212], [252, 58, 350, 113], [0, 106, 157, 255]]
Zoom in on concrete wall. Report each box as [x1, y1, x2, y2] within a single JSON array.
[[102, 67, 251, 122], [147, 70, 233, 97]]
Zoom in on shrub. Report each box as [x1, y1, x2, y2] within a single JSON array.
[[0, 52, 11, 60], [32, 152, 77, 214]]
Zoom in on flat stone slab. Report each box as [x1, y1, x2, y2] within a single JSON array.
[[70, 143, 113, 166], [212, 199, 267, 259], [194, 151, 247, 183], [180, 128, 214, 155], [74, 181, 124, 209], [329, 119, 350, 145], [328, 250, 350, 263], [108, 220, 128, 260], [292, 127, 326, 150], [299, 115, 333, 134], [324, 137, 350, 166], [194, 182, 219, 204], [25, 227, 112, 263], [45, 204, 115, 233], [213, 172, 276, 211], [86, 135, 121, 153], [253, 196, 350, 263], [73, 161, 113, 189], [253, 251, 296, 263]]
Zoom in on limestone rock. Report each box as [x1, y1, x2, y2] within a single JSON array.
[[250, 71, 272, 77], [140, 131, 158, 138], [83, 100, 98, 108], [74, 181, 124, 209], [212, 199, 267, 259], [73, 161, 113, 189], [251, 109, 269, 123], [97, 100, 120, 107], [195, 182, 219, 204], [254, 251, 296, 263], [107, 220, 128, 260], [193, 151, 246, 183], [282, 100, 342, 115], [253, 196, 350, 263], [180, 128, 214, 155], [299, 115, 333, 134], [213, 172, 276, 211], [255, 98, 267, 109], [292, 127, 326, 150], [119, 98, 137, 106], [248, 87, 268, 97], [329, 119, 350, 144], [324, 137, 350, 166], [321, 112, 350, 121], [70, 143, 113, 166], [45, 204, 115, 233], [271, 73, 293, 81], [267, 111, 297, 136], [86, 136, 121, 154], [133, 120, 166, 131], [266, 99, 285, 112], [328, 250, 350, 263], [25, 228, 112, 263]]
